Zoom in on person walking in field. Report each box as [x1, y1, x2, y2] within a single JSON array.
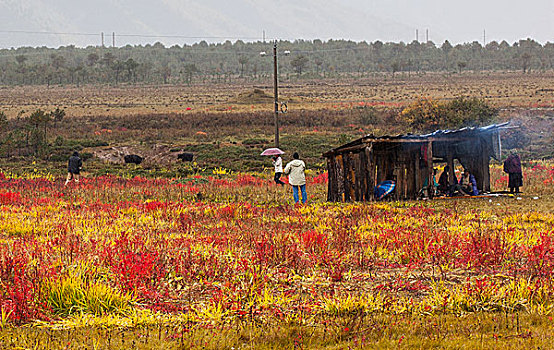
[[272, 154, 285, 185], [65, 151, 82, 186], [503, 151, 523, 193], [284, 152, 307, 204]]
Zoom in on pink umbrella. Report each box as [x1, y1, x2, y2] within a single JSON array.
[[260, 148, 285, 156]]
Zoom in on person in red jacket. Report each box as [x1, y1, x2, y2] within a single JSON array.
[[503, 151, 522, 194]]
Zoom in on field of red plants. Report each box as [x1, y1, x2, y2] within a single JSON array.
[[0, 163, 553, 348]]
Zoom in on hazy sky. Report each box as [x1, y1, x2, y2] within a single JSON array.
[[362, 0, 553, 44], [0, 0, 552, 48]]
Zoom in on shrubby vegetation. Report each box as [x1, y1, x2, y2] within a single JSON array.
[[0, 38, 551, 86], [0, 94, 544, 173], [0, 107, 106, 161], [401, 96, 497, 131]]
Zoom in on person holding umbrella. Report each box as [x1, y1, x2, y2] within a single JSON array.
[[272, 154, 285, 185], [284, 152, 307, 204], [261, 148, 286, 186]]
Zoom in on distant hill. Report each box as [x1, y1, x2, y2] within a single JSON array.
[[0, 0, 414, 48]]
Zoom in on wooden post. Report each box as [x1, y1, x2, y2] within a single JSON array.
[[414, 150, 421, 198], [427, 141, 434, 198], [273, 41, 279, 148], [351, 153, 360, 201], [358, 152, 364, 200], [365, 145, 374, 201], [482, 141, 491, 192], [406, 158, 415, 199], [326, 156, 335, 201], [360, 150, 367, 201], [342, 154, 351, 202], [447, 146, 455, 186], [336, 154, 344, 201], [326, 157, 331, 201], [350, 153, 358, 201], [395, 153, 405, 200]]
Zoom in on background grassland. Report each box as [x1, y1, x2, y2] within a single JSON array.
[[1, 72, 553, 119]]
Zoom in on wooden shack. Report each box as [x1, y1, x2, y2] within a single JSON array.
[[323, 123, 508, 202]]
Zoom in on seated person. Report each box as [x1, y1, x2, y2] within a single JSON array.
[[420, 168, 439, 198], [431, 168, 438, 191], [452, 170, 479, 196], [437, 166, 451, 195]]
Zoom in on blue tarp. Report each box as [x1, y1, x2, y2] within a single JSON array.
[[374, 180, 395, 200]]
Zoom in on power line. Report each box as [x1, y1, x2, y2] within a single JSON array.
[[0, 30, 99, 37], [116, 33, 263, 40], [0, 29, 264, 42]]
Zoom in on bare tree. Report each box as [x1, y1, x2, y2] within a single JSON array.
[[391, 61, 401, 77], [238, 56, 248, 77], [291, 55, 309, 75], [520, 53, 532, 73], [457, 61, 467, 73]]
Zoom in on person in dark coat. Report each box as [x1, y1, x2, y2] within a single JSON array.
[[503, 151, 523, 193], [448, 169, 478, 196], [437, 166, 451, 194], [65, 151, 82, 185], [458, 170, 479, 196]]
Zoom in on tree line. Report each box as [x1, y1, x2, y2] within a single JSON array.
[[0, 38, 552, 86]]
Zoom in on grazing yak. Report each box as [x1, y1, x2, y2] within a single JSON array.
[[124, 154, 143, 165], [177, 152, 194, 162]]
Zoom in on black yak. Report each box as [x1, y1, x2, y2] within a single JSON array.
[[177, 152, 194, 162], [124, 154, 143, 165]]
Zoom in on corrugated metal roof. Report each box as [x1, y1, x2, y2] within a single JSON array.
[[326, 122, 510, 155], [409, 122, 510, 139]]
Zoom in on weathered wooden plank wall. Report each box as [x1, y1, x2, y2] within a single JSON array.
[[427, 142, 434, 198], [365, 145, 375, 200]]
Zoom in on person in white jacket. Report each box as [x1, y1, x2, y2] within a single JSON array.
[[284, 152, 307, 204], [272, 155, 285, 185]]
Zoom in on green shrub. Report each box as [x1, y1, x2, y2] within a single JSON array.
[[358, 106, 380, 125], [442, 97, 497, 128], [242, 138, 269, 146], [401, 97, 497, 132], [400, 98, 442, 132]]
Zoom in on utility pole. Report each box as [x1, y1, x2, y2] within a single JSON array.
[[112, 32, 115, 47], [483, 29, 486, 46], [482, 29, 486, 72], [101, 32, 104, 47], [416, 29, 419, 42], [426, 29, 429, 43], [273, 40, 279, 148]]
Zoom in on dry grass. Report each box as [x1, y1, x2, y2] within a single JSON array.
[[1, 72, 553, 119]]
